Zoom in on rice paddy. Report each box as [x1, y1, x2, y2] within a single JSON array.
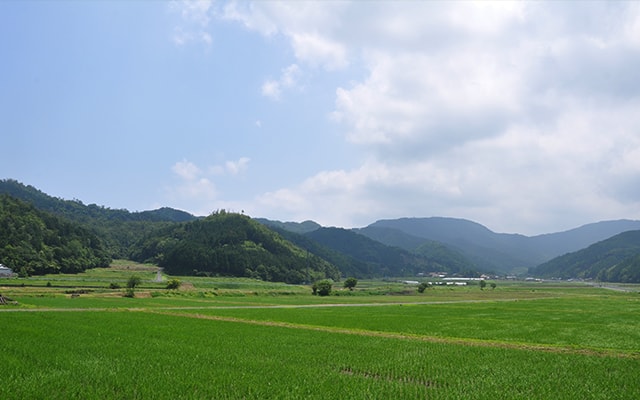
[[1, 264, 638, 399]]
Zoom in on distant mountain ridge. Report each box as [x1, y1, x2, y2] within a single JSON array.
[[358, 217, 640, 274]]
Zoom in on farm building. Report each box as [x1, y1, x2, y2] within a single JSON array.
[[0, 264, 14, 277]]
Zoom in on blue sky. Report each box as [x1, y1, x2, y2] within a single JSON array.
[[2, 1, 640, 235]]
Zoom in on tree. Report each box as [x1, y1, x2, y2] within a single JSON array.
[[312, 279, 333, 296], [166, 278, 181, 289], [490, 282, 497, 290], [127, 275, 142, 289], [479, 279, 487, 290], [124, 275, 142, 298], [343, 277, 358, 291], [417, 282, 431, 293]]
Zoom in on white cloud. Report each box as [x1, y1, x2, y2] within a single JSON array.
[[172, 0, 213, 26], [167, 160, 217, 210], [225, 157, 250, 175], [261, 64, 301, 100], [261, 79, 281, 100], [209, 157, 251, 176], [169, 0, 215, 46], [290, 33, 347, 70], [172, 159, 202, 181], [166, 157, 250, 215]]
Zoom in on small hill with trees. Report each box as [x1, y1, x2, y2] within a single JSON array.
[[130, 211, 340, 284]]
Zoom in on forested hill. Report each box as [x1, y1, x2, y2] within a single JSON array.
[[0, 179, 197, 258], [130, 211, 340, 284], [530, 230, 640, 283], [0, 179, 196, 223], [0, 195, 111, 275]]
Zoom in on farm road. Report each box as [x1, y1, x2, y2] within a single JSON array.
[[0, 296, 560, 313]]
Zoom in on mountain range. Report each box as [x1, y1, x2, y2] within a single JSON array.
[[355, 217, 640, 274], [2, 178, 640, 282]]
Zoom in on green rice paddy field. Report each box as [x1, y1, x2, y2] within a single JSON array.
[[1, 265, 639, 399]]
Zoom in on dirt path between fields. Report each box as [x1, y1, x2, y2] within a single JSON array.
[[151, 310, 640, 360], [0, 296, 560, 312]]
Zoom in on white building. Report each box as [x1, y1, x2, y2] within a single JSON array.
[[0, 264, 14, 277]]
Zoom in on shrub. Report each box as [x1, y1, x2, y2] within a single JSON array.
[[312, 279, 333, 296], [127, 275, 142, 289], [417, 282, 431, 293], [343, 277, 358, 291], [166, 278, 181, 290], [109, 282, 121, 289]]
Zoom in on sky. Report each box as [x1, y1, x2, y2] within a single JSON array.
[[2, 1, 640, 235]]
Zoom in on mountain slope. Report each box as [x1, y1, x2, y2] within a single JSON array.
[[530, 230, 640, 282], [304, 227, 472, 277], [262, 226, 376, 279]]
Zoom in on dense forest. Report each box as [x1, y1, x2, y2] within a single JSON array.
[[0, 195, 111, 275]]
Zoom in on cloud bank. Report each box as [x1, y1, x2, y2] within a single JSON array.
[[171, 1, 640, 234]]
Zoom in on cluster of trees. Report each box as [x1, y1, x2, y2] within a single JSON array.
[[0, 195, 111, 275]]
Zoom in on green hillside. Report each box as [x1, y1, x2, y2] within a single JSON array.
[[260, 220, 480, 278], [531, 230, 640, 282], [262, 226, 376, 279], [131, 211, 340, 283], [0, 195, 111, 275], [305, 227, 451, 277], [0, 179, 196, 258]]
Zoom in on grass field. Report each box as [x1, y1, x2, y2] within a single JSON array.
[[1, 262, 639, 399]]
